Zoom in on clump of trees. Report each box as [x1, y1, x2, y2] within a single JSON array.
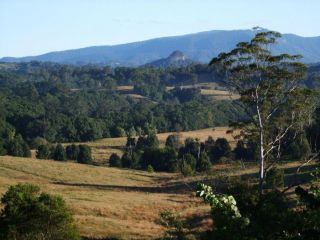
[[109, 133, 240, 175], [0, 184, 80, 240], [36, 143, 92, 164], [0, 129, 31, 158]]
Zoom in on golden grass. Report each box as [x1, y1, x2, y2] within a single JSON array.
[[122, 94, 147, 99], [0, 155, 317, 239], [116, 85, 134, 91], [200, 89, 240, 100], [0, 156, 208, 239]]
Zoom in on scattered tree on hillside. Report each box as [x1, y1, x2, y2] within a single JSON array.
[[6, 135, 31, 158], [109, 153, 122, 167], [66, 144, 80, 160], [77, 145, 92, 164], [52, 143, 67, 161], [36, 144, 51, 159]]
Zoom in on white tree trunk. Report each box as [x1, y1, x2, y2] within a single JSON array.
[[256, 94, 265, 194]]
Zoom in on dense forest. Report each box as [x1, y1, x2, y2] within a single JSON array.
[[0, 62, 249, 149]]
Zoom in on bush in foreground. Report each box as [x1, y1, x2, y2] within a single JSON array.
[[0, 184, 80, 240]]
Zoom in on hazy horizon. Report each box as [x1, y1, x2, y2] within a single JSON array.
[[1, 0, 320, 58]]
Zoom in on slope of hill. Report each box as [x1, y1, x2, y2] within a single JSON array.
[[144, 50, 195, 68], [2, 29, 320, 65], [0, 156, 209, 239]]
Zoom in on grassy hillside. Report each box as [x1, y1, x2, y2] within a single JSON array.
[[0, 155, 317, 239], [0, 156, 210, 239]]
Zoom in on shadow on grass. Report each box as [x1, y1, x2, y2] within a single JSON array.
[[52, 181, 192, 194]]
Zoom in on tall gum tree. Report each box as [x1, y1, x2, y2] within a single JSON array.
[[210, 30, 315, 193]]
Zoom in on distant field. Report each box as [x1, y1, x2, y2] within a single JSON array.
[[71, 83, 240, 101], [200, 89, 240, 100], [78, 127, 237, 163], [0, 156, 209, 239]]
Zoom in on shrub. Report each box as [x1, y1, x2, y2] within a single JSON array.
[[196, 183, 249, 240], [52, 143, 67, 161], [141, 147, 178, 172], [112, 126, 126, 137], [209, 138, 231, 163], [266, 167, 284, 189], [136, 134, 159, 150], [197, 152, 211, 172], [0, 184, 80, 240], [77, 145, 92, 164], [147, 164, 154, 173], [121, 150, 142, 169], [109, 153, 122, 167], [183, 153, 197, 170], [159, 211, 188, 240], [36, 144, 51, 159], [181, 163, 194, 177], [6, 135, 31, 157], [234, 140, 247, 161], [30, 137, 48, 149], [66, 144, 80, 160], [165, 134, 181, 150]]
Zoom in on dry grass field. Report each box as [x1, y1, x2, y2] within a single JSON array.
[[0, 155, 316, 239], [116, 84, 240, 100], [200, 89, 240, 100], [0, 156, 210, 239]]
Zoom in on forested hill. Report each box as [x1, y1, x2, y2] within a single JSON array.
[[1, 29, 320, 65], [0, 62, 246, 147]]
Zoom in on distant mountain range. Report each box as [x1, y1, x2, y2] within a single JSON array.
[[1, 29, 320, 66]]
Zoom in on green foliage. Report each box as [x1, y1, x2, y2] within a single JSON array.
[[165, 134, 181, 150], [196, 152, 211, 172], [112, 126, 126, 137], [281, 131, 311, 161], [121, 150, 142, 169], [6, 135, 31, 158], [109, 153, 122, 167], [52, 143, 67, 161], [159, 211, 188, 240], [196, 183, 249, 240], [209, 138, 231, 163], [77, 145, 92, 164], [0, 139, 7, 156], [266, 167, 284, 189], [210, 30, 314, 192], [30, 136, 48, 149], [0, 184, 80, 240], [295, 185, 320, 209], [182, 153, 197, 171], [137, 133, 160, 150], [169, 87, 201, 103], [141, 147, 178, 172], [0, 62, 247, 145], [66, 144, 80, 160], [222, 180, 259, 217], [180, 164, 194, 177], [147, 164, 154, 173], [36, 144, 51, 159]]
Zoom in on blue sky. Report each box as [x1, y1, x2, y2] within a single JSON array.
[[1, 0, 319, 57]]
